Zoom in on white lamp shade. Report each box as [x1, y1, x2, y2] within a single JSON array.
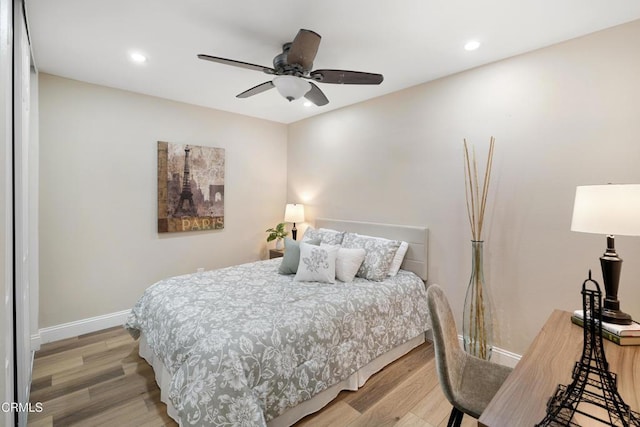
[[571, 184, 640, 236], [273, 76, 310, 101], [284, 204, 305, 223]]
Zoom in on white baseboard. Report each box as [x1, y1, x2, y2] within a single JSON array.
[[34, 309, 131, 346], [31, 333, 41, 351], [457, 335, 521, 368], [490, 345, 521, 368]]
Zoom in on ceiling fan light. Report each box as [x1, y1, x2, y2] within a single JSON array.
[[273, 76, 311, 101], [464, 40, 481, 51], [129, 52, 147, 63]]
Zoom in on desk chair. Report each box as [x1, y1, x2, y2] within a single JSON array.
[[426, 284, 513, 427]]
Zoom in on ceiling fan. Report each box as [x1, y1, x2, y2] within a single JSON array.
[[197, 29, 384, 106]]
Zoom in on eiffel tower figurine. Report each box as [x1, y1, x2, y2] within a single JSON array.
[[536, 271, 640, 426], [174, 145, 197, 217]]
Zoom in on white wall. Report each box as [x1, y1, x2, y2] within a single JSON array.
[[39, 74, 288, 328], [287, 20, 640, 355]]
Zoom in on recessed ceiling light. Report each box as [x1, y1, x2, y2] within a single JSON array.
[[464, 40, 481, 51], [303, 101, 313, 107], [130, 52, 147, 63]]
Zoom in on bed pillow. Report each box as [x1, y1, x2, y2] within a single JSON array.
[[341, 232, 401, 281], [294, 242, 339, 283], [278, 237, 320, 275], [301, 226, 320, 241], [388, 241, 409, 276], [302, 226, 345, 245], [318, 228, 345, 245], [321, 244, 366, 283]]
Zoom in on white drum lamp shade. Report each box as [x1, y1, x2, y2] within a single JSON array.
[[571, 184, 640, 237]]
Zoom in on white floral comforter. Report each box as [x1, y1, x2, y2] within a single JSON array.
[[125, 259, 429, 426]]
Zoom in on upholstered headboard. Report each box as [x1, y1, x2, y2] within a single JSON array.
[[314, 218, 428, 281]]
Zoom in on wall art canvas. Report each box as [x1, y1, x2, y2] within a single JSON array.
[[157, 141, 225, 233]]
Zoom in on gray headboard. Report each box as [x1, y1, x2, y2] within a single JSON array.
[[315, 218, 428, 281]]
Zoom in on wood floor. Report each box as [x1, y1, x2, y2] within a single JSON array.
[[28, 327, 476, 427]]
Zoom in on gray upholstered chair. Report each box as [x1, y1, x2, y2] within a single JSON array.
[[426, 284, 513, 427]]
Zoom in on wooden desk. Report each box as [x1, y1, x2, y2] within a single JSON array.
[[479, 310, 640, 426]]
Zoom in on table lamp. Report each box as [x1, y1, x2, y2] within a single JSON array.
[[284, 203, 305, 240], [570, 184, 640, 324]]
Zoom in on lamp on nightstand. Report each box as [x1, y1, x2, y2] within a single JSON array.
[[284, 204, 305, 240], [571, 184, 640, 325]]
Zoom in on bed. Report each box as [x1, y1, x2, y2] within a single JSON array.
[[125, 219, 430, 426]]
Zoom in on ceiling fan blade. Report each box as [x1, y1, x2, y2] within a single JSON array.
[[236, 81, 275, 98], [310, 69, 383, 85], [286, 29, 321, 71], [304, 82, 329, 106], [197, 54, 275, 74]]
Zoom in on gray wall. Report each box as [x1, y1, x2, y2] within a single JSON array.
[[287, 20, 640, 354], [39, 74, 288, 328]]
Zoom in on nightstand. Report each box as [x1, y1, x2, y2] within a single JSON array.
[[269, 249, 284, 259]]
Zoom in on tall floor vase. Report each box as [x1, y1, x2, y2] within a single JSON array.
[[462, 240, 493, 360]]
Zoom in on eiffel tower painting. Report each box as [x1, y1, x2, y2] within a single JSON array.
[[536, 271, 640, 426], [157, 141, 225, 233]]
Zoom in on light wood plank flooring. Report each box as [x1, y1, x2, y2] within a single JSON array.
[[28, 327, 476, 427]]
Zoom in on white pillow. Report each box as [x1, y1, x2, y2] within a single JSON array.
[[388, 241, 409, 276], [294, 242, 339, 283], [321, 244, 366, 283]]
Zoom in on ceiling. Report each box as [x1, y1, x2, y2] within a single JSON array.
[[26, 0, 640, 124]]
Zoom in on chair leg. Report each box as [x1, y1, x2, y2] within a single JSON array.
[[447, 407, 464, 427]]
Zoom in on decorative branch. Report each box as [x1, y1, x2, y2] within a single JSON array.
[[463, 137, 495, 241]]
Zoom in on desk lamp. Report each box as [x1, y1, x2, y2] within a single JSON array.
[[570, 184, 640, 325], [284, 204, 305, 240]]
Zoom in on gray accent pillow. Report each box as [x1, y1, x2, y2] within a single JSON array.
[[302, 227, 345, 245], [341, 232, 401, 281], [278, 237, 320, 275]]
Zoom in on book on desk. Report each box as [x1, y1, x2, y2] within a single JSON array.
[[571, 309, 640, 346]]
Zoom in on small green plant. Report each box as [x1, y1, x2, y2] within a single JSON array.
[[266, 223, 288, 242]]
